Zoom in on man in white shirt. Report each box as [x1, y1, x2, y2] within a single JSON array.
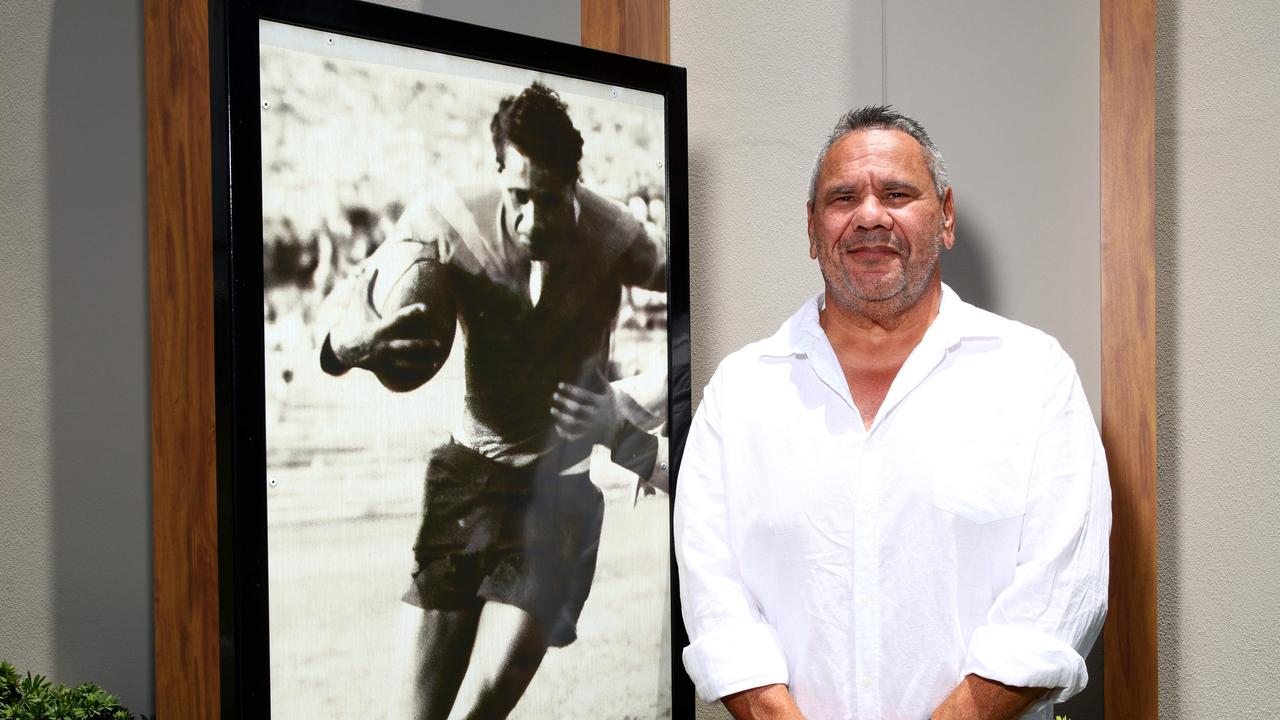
[[673, 106, 1110, 720]]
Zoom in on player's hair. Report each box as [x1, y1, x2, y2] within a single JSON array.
[[490, 82, 584, 184], [808, 105, 950, 204]]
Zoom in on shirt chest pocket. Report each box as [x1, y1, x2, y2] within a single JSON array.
[[931, 441, 1034, 525]]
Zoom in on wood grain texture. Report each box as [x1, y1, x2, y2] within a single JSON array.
[[581, 0, 670, 62], [1100, 0, 1157, 717], [146, 0, 221, 716]]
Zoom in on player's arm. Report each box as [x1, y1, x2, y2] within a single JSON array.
[[605, 224, 672, 483], [317, 270, 440, 396], [319, 202, 453, 388], [616, 222, 667, 292], [942, 341, 1111, 716], [608, 370, 668, 491], [551, 372, 669, 487], [320, 296, 432, 376]]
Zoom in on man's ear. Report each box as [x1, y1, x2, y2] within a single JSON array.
[[940, 187, 956, 251], [807, 201, 818, 259]]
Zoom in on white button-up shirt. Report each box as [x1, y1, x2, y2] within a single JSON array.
[[674, 286, 1110, 720]]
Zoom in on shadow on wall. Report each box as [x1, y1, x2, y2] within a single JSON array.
[[685, 144, 719, 400], [943, 211, 1110, 719], [46, 0, 153, 714], [943, 218, 995, 313], [1154, 0, 1183, 716]]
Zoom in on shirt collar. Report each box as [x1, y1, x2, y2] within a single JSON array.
[[755, 283, 1005, 359]]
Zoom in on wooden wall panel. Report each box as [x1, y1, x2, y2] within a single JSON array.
[[145, 0, 221, 716], [1101, 0, 1157, 717], [582, 0, 670, 63]]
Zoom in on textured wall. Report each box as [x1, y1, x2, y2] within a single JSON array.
[[0, 1, 151, 713], [1155, 0, 1280, 716], [1, 0, 59, 681]]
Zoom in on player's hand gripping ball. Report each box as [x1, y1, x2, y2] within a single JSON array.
[[364, 238, 457, 392]]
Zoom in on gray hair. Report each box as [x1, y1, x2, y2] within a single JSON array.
[[807, 105, 950, 205]]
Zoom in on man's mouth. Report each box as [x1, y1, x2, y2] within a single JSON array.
[[846, 246, 899, 256], [841, 244, 903, 264], [839, 231, 904, 258]]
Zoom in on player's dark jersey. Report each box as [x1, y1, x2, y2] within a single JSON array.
[[391, 184, 665, 468]]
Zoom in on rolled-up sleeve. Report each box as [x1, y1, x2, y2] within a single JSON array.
[[674, 370, 790, 701], [961, 342, 1111, 703]]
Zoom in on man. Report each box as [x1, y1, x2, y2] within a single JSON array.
[[320, 82, 668, 719], [674, 106, 1109, 720]]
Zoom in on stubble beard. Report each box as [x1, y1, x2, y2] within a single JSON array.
[[819, 222, 944, 323]]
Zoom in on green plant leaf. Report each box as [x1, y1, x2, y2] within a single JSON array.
[[0, 662, 143, 720]]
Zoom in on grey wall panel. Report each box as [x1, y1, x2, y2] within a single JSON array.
[[879, 2, 1102, 420], [386, 0, 580, 45]]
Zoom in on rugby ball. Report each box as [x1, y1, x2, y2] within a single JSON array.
[[366, 238, 456, 392]]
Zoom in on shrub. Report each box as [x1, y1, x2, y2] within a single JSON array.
[[0, 662, 147, 720]]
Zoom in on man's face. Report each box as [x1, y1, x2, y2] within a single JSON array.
[[806, 128, 955, 316], [498, 145, 576, 261]]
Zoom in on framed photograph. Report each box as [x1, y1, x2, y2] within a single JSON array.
[[211, 1, 690, 717]]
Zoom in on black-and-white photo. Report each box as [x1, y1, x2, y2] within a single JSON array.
[[257, 20, 673, 719]]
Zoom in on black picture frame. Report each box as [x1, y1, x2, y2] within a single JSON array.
[[210, 1, 691, 716]]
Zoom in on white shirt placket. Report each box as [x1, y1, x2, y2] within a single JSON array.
[[847, 324, 951, 718], [853, 435, 881, 718]]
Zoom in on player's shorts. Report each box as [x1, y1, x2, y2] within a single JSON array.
[[402, 439, 605, 647]]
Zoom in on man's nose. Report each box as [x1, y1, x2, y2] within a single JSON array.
[[515, 200, 536, 234], [852, 195, 892, 231]]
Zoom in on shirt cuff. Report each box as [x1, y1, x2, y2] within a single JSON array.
[[610, 421, 659, 479], [681, 621, 790, 702], [962, 624, 1088, 704]]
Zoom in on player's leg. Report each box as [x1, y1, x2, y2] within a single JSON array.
[[397, 604, 482, 720], [445, 601, 549, 720], [441, 472, 603, 720], [398, 440, 494, 718]]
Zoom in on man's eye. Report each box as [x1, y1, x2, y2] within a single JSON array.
[[885, 192, 907, 200], [511, 189, 530, 205]]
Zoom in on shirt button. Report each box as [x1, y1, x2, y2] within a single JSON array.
[[862, 678, 872, 689], [858, 596, 869, 606]]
